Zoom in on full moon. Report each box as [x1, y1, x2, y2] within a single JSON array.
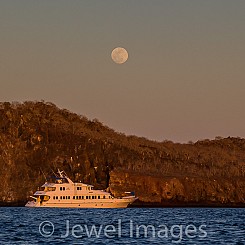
[[111, 47, 128, 64]]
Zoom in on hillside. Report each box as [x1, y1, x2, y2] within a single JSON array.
[[0, 101, 244, 206]]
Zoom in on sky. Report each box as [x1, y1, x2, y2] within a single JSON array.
[[1, 0, 245, 143]]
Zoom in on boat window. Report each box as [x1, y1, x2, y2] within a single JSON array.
[[78, 196, 81, 199], [76, 196, 78, 199], [53, 196, 55, 199], [94, 196, 97, 199], [73, 196, 75, 199], [82, 196, 84, 199], [60, 196, 62, 199], [98, 196, 100, 199], [47, 187, 56, 191], [56, 196, 58, 199], [63, 187, 65, 191], [103, 195, 105, 199], [60, 187, 62, 191], [68, 196, 70, 199], [86, 196, 88, 199], [63, 196, 65, 199], [92, 196, 94, 199], [42, 196, 50, 202]]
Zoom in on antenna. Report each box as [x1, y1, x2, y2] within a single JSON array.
[[57, 169, 66, 178], [39, 168, 47, 182], [57, 169, 62, 177], [50, 168, 58, 177]]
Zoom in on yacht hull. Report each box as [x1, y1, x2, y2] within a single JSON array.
[[25, 197, 137, 208]]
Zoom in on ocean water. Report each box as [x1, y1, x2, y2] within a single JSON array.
[[0, 207, 244, 244]]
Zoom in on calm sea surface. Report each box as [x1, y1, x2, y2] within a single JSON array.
[[0, 207, 244, 244]]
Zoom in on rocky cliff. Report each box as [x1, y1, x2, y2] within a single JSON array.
[[0, 101, 244, 206]]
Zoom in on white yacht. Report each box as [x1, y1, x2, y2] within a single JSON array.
[[25, 170, 137, 208]]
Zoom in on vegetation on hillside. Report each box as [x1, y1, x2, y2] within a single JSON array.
[[0, 101, 244, 205]]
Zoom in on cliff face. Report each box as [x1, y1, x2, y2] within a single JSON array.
[[0, 101, 244, 206], [110, 171, 245, 205]]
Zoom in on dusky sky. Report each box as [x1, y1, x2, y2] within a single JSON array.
[[1, 0, 245, 142]]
